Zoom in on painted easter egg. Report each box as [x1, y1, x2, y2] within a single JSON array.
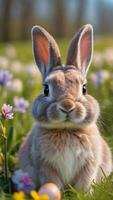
[[38, 183, 61, 200]]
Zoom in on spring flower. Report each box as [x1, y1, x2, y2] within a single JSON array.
[[93, 52, 104, 68], [90, 70, 110, 89], [5, 45, 16, 58], [12, 169, 35, 193], [104, 48, 113, 66], [13, 97, 29, 113], [31, 191, 40, 200], [7, 79, 23, 93], [0, 56, 9, 69], [31, 191, 50, 200], [13, 191, 25, 200], [0, 70, 12, 86], [11, 60, 23, 73], [0, 104, 14, 120], [25, 63, 40, 77]]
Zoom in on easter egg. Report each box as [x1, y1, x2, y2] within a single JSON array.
[[38, 183, 61, 200]]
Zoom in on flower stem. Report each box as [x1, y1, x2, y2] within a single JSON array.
[[1, 120, 9, 183], [4, 137, 8, 182]]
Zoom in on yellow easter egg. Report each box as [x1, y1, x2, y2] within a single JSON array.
[[38, 183, 61, 200]]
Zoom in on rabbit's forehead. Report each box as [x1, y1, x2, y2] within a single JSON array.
[[45, 68, 83, 85]]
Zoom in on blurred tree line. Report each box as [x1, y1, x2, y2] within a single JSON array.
[[0, 0, 113, 42]]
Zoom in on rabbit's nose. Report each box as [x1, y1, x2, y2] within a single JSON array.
[[58, 99, 75, 113]]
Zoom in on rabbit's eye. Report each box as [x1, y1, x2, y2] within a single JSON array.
[[82, 84, 87, 95], [44, 84, 49, 96]]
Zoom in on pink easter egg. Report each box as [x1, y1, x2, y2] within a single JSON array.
[[38, 183, 61, 200]]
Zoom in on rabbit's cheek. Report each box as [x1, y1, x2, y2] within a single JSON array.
[[84, 101, 100, 124], [83, 96, 100, 124], [32, 97, 49, 121], [47, 103, 65, 122], [70, 102, 86, 123]]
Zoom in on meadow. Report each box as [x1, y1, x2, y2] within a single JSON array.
[[0, 38, 113, 199]]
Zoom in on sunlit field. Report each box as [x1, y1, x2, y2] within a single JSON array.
[[0, 38, 113, 200]]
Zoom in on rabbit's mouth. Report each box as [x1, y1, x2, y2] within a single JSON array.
[[46, 101, 87, 128], [64, 115, 75, 123], [38, 95, 100, 129], [65, 116, 70, 122]]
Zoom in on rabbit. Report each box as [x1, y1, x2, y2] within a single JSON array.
[[19, 24, 112, 191]]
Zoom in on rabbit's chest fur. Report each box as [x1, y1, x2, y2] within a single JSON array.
[[46, 139, 91, 184], [33, 128, 94, 184]]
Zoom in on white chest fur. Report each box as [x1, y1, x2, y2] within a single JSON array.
[[32, 126, 93, 184], [50, 144, 81, 183], [39, 134, 94, 184]]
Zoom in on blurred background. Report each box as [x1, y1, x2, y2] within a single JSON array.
[[0, 0, 113, 41], [0, 0, 113, 142], [0, 1, 113, 190]]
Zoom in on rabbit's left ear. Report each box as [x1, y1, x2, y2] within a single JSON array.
[[66, 24, 93, 77]]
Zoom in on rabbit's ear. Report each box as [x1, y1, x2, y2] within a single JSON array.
[[32, 26, 61, 78], [66, 24, 93, 77]]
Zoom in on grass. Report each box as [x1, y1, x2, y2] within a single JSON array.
[[0, 37, 113, 199]]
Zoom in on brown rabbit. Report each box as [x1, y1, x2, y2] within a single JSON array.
[[19, 24, 112, 191]]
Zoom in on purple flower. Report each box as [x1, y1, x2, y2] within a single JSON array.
[[90, 70, 110, 89], [0, 70, 12, 86], [0, 104, 14, 120], [13, 97, 29, 113], [12, 169, 35, 193]]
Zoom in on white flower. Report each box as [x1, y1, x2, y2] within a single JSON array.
[[10, 60, 23, 73], [24, 63, 41, 78], [93, 52, 104, 68], [7, 79, 23, 93], [0, 56, 9, 69], [104, 48, 113, 66], [5, 45, 16, 58]]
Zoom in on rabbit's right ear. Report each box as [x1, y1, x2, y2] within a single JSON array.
[[32, 26, 61, 79]]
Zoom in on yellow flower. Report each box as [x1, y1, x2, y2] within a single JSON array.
[[30, 191, 40, 200], [12, 191, 25, 200], [30, 191, 50, 200], [40, 194, 50, 200]]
